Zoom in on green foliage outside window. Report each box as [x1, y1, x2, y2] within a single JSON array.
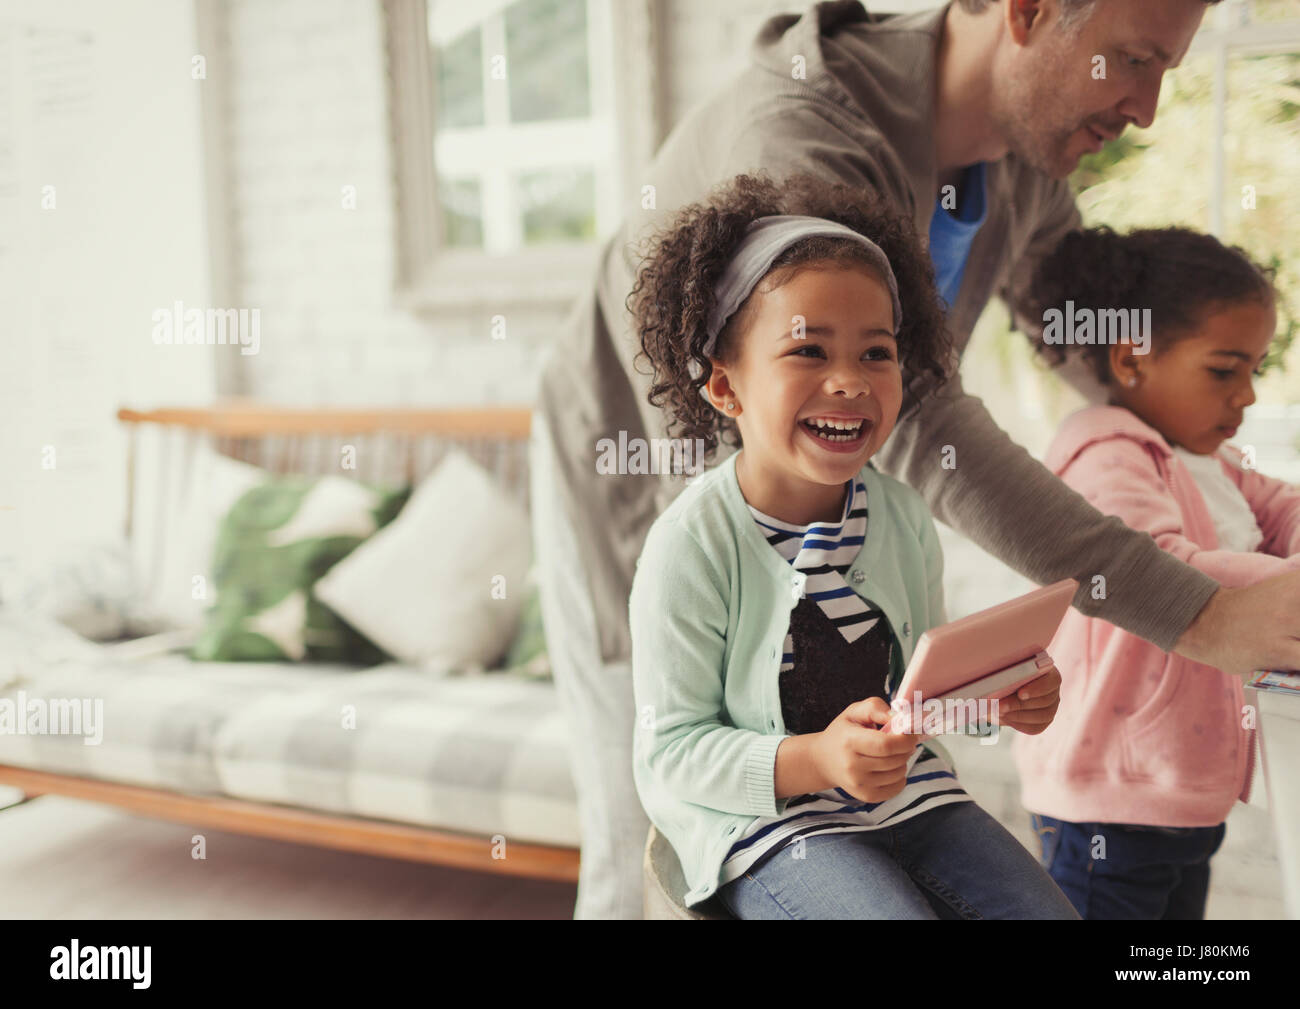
[[973, 48, 1300, 432]]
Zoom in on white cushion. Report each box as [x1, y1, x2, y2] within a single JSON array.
[[315, 449, 532, 669], [132, 441, 265, 629], [9, 539, 155, 641], [12, 440, 264, 639]]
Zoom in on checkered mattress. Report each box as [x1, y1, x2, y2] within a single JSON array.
[[0, 641, 580, 848]]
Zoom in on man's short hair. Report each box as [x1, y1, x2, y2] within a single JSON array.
[[956, 0, 1223, 33]]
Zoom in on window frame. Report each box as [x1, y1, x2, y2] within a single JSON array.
[[1189, 0, 1300, 235], [383, 0, 664, 314]]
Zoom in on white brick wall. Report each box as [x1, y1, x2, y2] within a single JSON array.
[[222, 0, 563, 406], [2, 0, 213, 590]]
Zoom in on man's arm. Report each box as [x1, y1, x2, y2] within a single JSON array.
[[871, 368, 1220, 653]]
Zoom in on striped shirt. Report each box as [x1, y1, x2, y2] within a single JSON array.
[[718, 474, 972, 886]]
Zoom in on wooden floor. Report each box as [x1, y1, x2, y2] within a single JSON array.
[[3, 779, 1283, 920], [0, 790, 579, 919]]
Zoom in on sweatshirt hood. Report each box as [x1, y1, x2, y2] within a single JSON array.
[[1044, 404, 1176, 476], [749, 0, 871, 103], [749, 2, 946, 132]]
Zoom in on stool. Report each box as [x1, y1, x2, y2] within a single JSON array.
[[642, 824, 736, 919]]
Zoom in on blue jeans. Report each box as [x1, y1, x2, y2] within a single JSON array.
[[716, 801, 1080, 919], [1029, 813, 1227, 920]]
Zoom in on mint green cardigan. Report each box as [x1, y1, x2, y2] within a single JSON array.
[[629, 450, 954, 907]]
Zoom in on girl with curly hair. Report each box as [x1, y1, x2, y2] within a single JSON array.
[[1013, 224, 1299, 919], [626, 172, 1076, 919]]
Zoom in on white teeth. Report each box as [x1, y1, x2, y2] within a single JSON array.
[[802, 418, 865, 442]]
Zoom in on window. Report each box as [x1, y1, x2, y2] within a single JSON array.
[[385, 0, 662, 311]]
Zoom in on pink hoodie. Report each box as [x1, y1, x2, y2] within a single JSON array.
[[1014, 404, 1300, 827]]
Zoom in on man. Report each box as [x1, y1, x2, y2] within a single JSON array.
[[530, 0, 1300, 920]]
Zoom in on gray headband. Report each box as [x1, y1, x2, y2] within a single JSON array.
[[701, 214, 904, 359]]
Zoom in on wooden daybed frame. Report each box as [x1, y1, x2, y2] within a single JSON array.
[[0, 401, 580, 885]]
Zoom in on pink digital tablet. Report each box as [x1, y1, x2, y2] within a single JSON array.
[[887, 578, 1078, 735]]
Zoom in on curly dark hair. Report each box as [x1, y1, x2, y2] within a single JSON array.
[[627, 172, 954, 464], [1023, 225, 1280, 385]]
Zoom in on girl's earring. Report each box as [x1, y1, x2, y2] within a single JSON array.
[[726, 402, 736, 411], [1127, 376, 1138, 387]]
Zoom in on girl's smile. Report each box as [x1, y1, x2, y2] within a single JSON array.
[[798, 413, 874, 452]]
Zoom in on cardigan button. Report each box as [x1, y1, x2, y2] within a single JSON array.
[[902, 622, 911, 637], [851, 569, 865, 584]]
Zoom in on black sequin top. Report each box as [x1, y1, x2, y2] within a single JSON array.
[[780, 594, 898, 736]]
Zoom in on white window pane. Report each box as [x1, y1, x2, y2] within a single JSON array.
[[516, 166, 595, 243], [505, 0, 591, 123], [438, 176, 484, 249], [434, 24, 484, 129]]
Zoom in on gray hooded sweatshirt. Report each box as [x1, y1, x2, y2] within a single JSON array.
[[534, 0, 1219, 666]]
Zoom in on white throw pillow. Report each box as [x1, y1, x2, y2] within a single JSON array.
[[315, 448, 532, 669], [10, 437, 265, 640], [131, 440, 266, 629], [10, 538, 161, 641]]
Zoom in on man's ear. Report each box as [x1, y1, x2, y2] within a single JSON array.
[[1005, 0, 1047, 45]]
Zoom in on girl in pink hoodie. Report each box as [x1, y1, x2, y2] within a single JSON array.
[[1012, 225, 1298, 920]]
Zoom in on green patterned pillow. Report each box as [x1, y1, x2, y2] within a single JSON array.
[[191, 475, 411, 663], [499, 565, 549, 678]]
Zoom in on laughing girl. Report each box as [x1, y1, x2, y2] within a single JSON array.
[[626, 172, 1073, 919]]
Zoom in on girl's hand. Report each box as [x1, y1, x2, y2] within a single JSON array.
[[810, 696, 922, 804], [993, 665, 1062, 735]]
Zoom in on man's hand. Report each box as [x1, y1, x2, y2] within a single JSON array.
[[993, 665, 1061, 735], [1173, 571, 1300, 677]]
